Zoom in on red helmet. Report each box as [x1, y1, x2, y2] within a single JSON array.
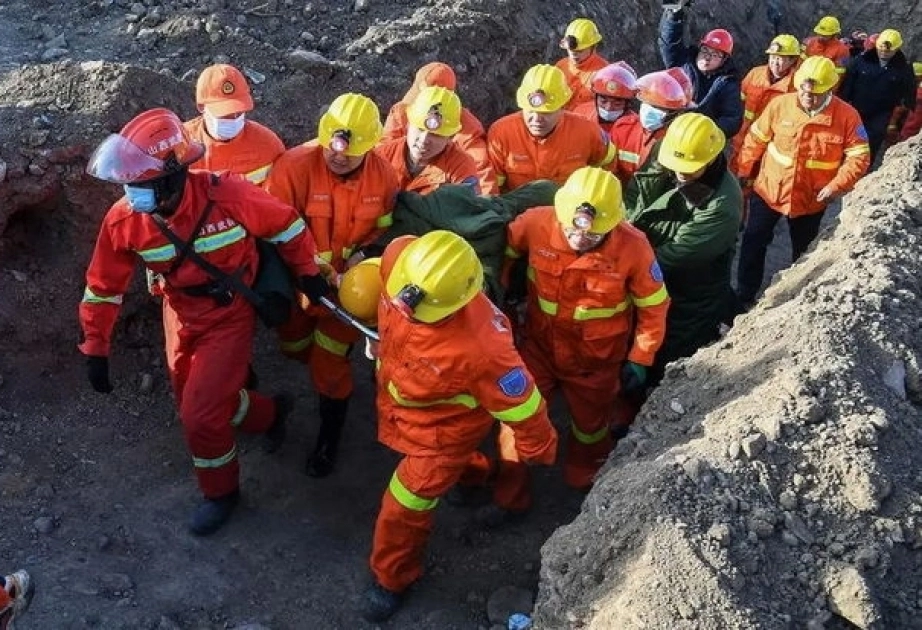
[[635, 71, 690, 110], [591, 63, 637, 98], [87, 108, 205, 184], [865, 33, 879, 51], [700, 28, 734, 55]]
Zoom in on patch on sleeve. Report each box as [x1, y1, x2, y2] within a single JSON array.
[[497, 367, 528, 397], [650, 260, 664, 283], [856, 125, 869, 141]]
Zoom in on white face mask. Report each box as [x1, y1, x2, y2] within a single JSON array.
[[204, 111, 246, 141], [598, 106, 624, 122]]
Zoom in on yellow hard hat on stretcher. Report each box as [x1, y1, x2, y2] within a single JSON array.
[[338, 258, 383, 324]]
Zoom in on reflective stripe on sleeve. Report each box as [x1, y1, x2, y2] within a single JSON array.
[[280, 332, 314, 354], [632, 285, 669, 307], [618, 149, 639, 165], [571, 421, 608, 445], [751, 125, 771, 143], [489, 386, 543, 423], [844, 145, 871, 157], [138, 243, 176, 263], [267, 218, 307, 244], [314, 330, 350, 357], [376, 212, 394, 228], [245, 164, 272, 184]]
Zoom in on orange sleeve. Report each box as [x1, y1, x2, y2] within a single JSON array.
[[826, 104, 871, 194], [587, 122, 617, 168], [736, 99, 775, 178], [263, 145, 309, 211], [622, 228, 670, 366], [381, 103, 408, 143], [486, 118, 510, 190]]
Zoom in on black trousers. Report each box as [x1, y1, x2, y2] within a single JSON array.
[[736, 193, 824, 303]]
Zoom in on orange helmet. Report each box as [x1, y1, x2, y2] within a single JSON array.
[[700, 29, 733, 55], [591, 63, 637, 98], [87, 108, 205, 184], [635, 71, 690, 110], [665, 67, 695, 104]]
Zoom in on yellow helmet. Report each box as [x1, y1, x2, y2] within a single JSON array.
[[876, 29, 903, 51], [658, 113, 726, 173], [406, 86, 463, 137], [765, 34, 801, 57], [317, 93, 383, 156], [516, 64, 572, 113], [385, 230, 484, 323], [338, 258, 382, 324], [554, 167, 624, 235], [794, 56, 839, 94], [913, 61, 922, 78], [561, 18, 603, 51], [814, 16, 841, 37]]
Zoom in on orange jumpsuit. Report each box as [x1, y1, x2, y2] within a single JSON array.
[[79, 172, 321, 497], [736, 93, 871, 217], [487, 111, 616, 192], [503, 207, 669, 490], [728, 65, 797, 172], [802, 37, 851, 85], [264, 143, 399, 399], [382, 103, 499, 195], [375, 137, 481, 194], [184, 117, 285, 186], [556, 52, 609, 110], [572, 102, 644, 182], [370, 237, 558, 594]]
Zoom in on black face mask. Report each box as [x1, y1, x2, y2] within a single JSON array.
[[151, 167, 188, 216]]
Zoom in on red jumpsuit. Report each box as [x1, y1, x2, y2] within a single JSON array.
[[375, 137, 481, 194], [370, 237, 558, 594], [183, 117, 285, 186], [898, 84, 922, 141], [264, 143, 399, 399], [487, 111, 616, 192], [79, 172, 321, 497], [504, 207, 669, 490], [382, 103, 499, 195], [572, 102, 644, 182], [556, 52, 609, 110]]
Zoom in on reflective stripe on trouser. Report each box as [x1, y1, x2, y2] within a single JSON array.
[[276, 305, 359, 399], [370, 455, 468, 593], [163, 300, 275, 497]]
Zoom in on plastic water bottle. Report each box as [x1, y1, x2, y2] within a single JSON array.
[[508, 612, 533, 630]]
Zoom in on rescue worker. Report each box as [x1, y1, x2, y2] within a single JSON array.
[[840, 29, 917, 164], [659, 1, 743, 139], [621, 70, 693, 213], [572, 61, 642, 182], [183, 64, 285, 186], [556, 18, 609, 110], [80, 108, 331, 535], [729, 34, 801, 173], [487, 64, 616, 192], [375, 86, 481, 194], [897, 62, 922, 142], [500, 166, 668, 496], [735, 56, 871, 307], [382, 62, 499, 195], [627, 113, 742, 382], [361, 231, 558, 622], [264, 93, 399, 478], [0, 569, 32, 630], [802, 16, 852, 82]]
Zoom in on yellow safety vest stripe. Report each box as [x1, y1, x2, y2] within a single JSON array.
[[388, 471, 439, 511], [387, 381, 478, 409], [571, 420, 608, 445], [245, 164, 272, 185], [280, 332, 314, 353]]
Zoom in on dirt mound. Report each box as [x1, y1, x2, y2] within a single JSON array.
[[536, 140, 922, 628]]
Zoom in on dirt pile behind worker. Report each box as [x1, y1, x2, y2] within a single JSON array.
[[535, 138, 922, 628]]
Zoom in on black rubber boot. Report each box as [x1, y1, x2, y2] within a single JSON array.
[[264, 392, 293, 454], [189, 489, 240, 537], [360, 581, 403, 623], [305, 396, 348, 478]]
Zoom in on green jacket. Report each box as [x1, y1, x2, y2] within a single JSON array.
[[626, 155, 742, 363], [379, 181, 559, 300]]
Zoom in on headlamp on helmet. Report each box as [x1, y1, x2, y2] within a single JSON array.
[[572, 203, 597, 231], [392, 284, 427, 317], [527, 90, 548, 108], [329, 129, 351, 153], [424, 105, 443, 131]]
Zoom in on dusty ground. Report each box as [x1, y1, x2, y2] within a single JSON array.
[[2, 0, 922, 629]]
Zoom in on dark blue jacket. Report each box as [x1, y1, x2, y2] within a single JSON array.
[[658, 8, 743, 139], [840, 49, 917, 123]]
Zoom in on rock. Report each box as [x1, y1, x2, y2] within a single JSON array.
[[34, 516, 56, 534], [100, 572, 134, 592], [707, 522, 731, 547], [882, 359, 906, 399], [45, 34, 67, 49], [727, 441, 741, 460], [681, 457, 704, 482], [756, 415, 783, 441], [825, 565, 883, 629], [669, 399, 685, 415], [139, 373, 154, 394], [854, 547, 880, 570], [287, 49, 332, 73], [354, 0, 369, 11], [487, 586, 533, 626], [741, 433, 767, 459], [784, 513, 814, 545], [779, 491, 798, 510], [41, 47, 69, 61], [748, 517, 775, 539]]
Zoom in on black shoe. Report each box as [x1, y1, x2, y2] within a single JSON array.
[[264, 393, 292, 454], [305, 396, 347, 478], [473, 504, 528, 530], [305, 443, 336, 478], [360, 581, 402, 623], [189, 489, 240, 536], [444, 484, 492, 507]]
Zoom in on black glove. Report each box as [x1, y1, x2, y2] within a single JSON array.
[[620, 361, 648, 396], [299, 273, 332, 305], [87, 355, 113, 394]]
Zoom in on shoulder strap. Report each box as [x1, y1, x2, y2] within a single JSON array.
[[157, 199, 216, 277], [150, 211, 265, 308]]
